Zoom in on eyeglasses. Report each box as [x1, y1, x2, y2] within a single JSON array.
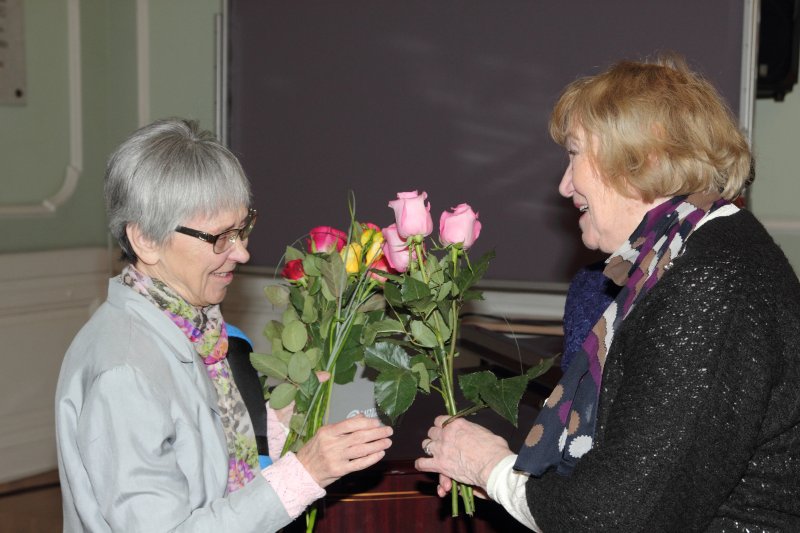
[[175, 208, 257, 254]]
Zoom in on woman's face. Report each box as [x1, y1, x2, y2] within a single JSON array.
[[558, 127, 659, 254], [143, 207, 251, 307]]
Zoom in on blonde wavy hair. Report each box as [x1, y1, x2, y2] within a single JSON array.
[[549, 55, 752, 202]]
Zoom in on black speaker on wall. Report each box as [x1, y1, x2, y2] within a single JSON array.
[[758, 0, 800, 101]]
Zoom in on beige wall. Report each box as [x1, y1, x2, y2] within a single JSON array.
[[752, 91, 800, 270], [0, 0, 218, 254]]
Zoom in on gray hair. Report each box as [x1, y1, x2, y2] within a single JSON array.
[[104, 118, 252, 263]]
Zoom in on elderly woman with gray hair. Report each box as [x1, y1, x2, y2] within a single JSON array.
[[55, 118, 392, 532]]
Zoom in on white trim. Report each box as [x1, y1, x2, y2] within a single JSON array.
[[739, 0, 759, 144], [0, 0, 83, 218], [214, 0, 229, 144], [136, 0, 150, 126], [762, 218, 800, 235]]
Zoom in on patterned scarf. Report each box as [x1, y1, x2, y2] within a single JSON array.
[[515, 192, 728, 476], [120, 265, 260, 492]]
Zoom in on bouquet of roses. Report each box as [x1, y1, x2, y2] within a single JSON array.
[[251, 221, 389, 452], [252, 191, 551, 526], [362, 191, 553, 517]]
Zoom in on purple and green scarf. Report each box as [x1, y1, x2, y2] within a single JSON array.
[[121, 265, 260, 492]]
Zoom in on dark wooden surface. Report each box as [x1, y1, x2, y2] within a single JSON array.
[[285, 460, 529, 532]]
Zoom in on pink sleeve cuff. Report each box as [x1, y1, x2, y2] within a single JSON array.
[[261, 452, 326, 518]]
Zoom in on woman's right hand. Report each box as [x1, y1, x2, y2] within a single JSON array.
[[295, 415, 393, 488]]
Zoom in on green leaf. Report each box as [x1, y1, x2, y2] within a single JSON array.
[[427, 255, 444, 284], [263, 320, 283, 342], [458, 370, 495, 405], [295, 373, 321, 412], [334, 339, 365, 384], [462, 289, 485, 302], [432, 310, 450, 341], [383, 281, 403, 307], [401, 276, 431, 302], [363, 319, 405, 345], [282, 320, 308, 352], [435, 281, 453, 302], [319, 312, 334, 340], [411, 362, 430, 393], [334, 362, 358, 384], [289, 286, 305, 314], [282, 306, 299, 324], [364, 341, 411, 373], [264, 285, 289, 306], [374, 369, 418, 424], [285, 246, 304, 261], [288, 351, 313, 383], [526, 357, 556, 380], [302, 254, 322, 276], [358, 293, 386, 313], [269, 383, 297, 410], [456, 250, 495, 293], [250, 352, 289, 381], [481, 374, 529, 427], [305, 346, 322, 368], [410, 320, 438, 348], [271, 343, 292, 366], [301, 294, 318, 323], [408, 299, 437, 318], [321, 253, 347, 299]]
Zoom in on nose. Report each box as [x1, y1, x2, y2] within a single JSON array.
[[558, 166, 574, 198], [228, 236, 250, 264]]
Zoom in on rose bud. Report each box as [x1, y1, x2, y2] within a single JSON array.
[[439, 203, 482, 249], [306, 226, 347, 254], [388, 191, 433, 239]]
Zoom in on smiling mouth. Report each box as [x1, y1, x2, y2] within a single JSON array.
[[579, 205, 589, 213]]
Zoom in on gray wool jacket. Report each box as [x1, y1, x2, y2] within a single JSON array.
[[55, 280, 293, 532]]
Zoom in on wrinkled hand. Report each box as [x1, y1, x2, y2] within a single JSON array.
[[296, 415, 393, 488], [415, 415, 513, 492]]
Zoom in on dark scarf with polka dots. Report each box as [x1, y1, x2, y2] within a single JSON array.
[[515, 192, 728, 477]]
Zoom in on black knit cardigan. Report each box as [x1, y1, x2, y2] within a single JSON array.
[[525, 209, 800, 532]]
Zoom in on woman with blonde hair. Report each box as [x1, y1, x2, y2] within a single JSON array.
[[416, 56, 800, 531]]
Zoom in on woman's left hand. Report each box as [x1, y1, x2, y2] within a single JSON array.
[[415, 415, 513, 492]]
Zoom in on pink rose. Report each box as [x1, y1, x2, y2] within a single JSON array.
[[381, 224, 412, 273], [280, 259, 305, 281], [439, 203, 482, 249], [368, 255, 395, 284], [306, 226, 347, 254], [388, 191, 433, 239]]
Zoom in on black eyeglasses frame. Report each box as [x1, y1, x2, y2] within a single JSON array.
[[174, 208, 257, 254]]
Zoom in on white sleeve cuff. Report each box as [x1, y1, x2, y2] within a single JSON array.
[[486, 454, 541, 532]]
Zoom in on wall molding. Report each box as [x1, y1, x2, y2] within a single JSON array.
[[0, 248, 109, 483], [762, 218, 800, 235], [0, 0, 83, 218], [136, 0, 150, 126]]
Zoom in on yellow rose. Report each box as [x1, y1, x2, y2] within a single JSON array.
[[360, 228, 384, 265], [341, 242, 363, 274]]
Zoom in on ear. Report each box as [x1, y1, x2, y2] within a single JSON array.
[[126, 224, 161, 266]]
